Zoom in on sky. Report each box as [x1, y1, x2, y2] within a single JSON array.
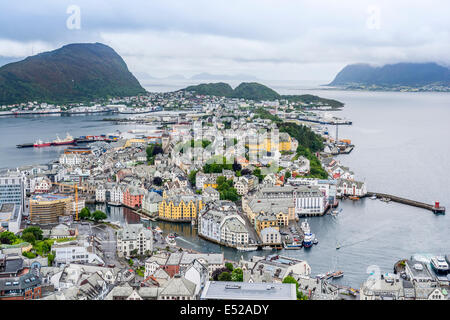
[[0, 0, 449, 82]]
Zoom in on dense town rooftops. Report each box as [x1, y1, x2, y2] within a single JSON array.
[[179, 253, 224, 266]]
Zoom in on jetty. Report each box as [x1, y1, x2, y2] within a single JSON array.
[[366, 192, 445, 214]]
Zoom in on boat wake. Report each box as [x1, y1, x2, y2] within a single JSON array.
[[176, 237, 199, 248]]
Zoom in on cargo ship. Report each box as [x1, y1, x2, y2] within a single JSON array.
[[52, 133, 75, 146], [33, 139, 52, 147]]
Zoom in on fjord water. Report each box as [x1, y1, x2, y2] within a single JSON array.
[[1, 88, 449, 288]]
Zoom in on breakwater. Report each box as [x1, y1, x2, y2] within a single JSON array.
[[366, 192, 445, 214]]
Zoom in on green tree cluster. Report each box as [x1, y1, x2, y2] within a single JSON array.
[[203, 157, 233, 173], [278, 122, 324, 153], [216, 176, 239, 202], [296, 146, 328, 179], [188, 170, 198, 187]]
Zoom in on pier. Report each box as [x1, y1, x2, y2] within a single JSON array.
[[366, 192, 446, 214]]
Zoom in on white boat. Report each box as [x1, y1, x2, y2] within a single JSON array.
[[430, 256, 450, 275], [301, 219, 310, 233], [262, 246, 273, 250], [153, 226, 163, 234], [165, 233, 177, 246], [370, 195, 377, 200]]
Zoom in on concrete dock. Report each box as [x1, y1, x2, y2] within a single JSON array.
[[366, 192, 446, 214]]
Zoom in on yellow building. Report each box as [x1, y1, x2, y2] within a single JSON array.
[[243, 197, 294, 227], [247, 132, 292, 153], [255, 214, 279, 235], [158, 196, 203, 221]]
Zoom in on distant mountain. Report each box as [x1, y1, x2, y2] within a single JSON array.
[[329, 62, 450, 87], [182, 82, 343, 107], [232, 82, 280, 100], [0, 42, 146, 104], [190, 72, 259, 81], [183, 82, 279, 100], [184, 82, 234, 97]]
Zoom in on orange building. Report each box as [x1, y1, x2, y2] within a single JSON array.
[[123, 187, 145, 208]]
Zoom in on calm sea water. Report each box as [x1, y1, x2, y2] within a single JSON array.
[[1, 87, 449, 288]]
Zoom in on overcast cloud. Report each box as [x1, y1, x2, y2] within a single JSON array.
[[1, 0, 449, 81]]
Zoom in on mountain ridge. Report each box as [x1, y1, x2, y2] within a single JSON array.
[[329, 62, 450, 87], [0, 42, 146, 104]]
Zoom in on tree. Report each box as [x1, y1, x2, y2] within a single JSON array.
[[285, 171, 291, 179], [225, 262, 234, 272], [231, 268, 243, 282], [92, 210, 107, 222], [153, 177, 163, 186], [22, 232, 36, 244], [79, 207, 91, 220], [22, 226, 43, 241], [232, 161, 242, 172], [0, 231, 17, 245], [188, 170, 198, 186], [48, 252, 55, 266], [218, 271, 232, 281]]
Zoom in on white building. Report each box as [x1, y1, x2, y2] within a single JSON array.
[[337, 179, 367, 197], [117, 224, 153, 258], [198, 201, 250, 247], [59, 154, 82, 166], [142, 191, 163, 214], [53, 241, 104, 266], [260, 227, 281, 245]]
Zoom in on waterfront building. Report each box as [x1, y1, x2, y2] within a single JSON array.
[[253, 185, 326, 216], [200, 281, 297, 300], [142, 191, 163, 214], [404, 260, 437, 288], [255, 213, 279, 234], [123, 186, 146, 208], [110, 184, 125, 204], [29, 194, 73, 224], [158, 195, 203, 222], [359, 273, 405, 300], [0, 204, 22, 234], [260, 227, 281, 245], [116, 224, 153, 258], [243, 197, 294, 227], [240, 255, 311, 282], [0, 171, 26, 209], [336, 179, 367, 197], [220, 216, 249, 247], [198, 201, 249, 246]]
